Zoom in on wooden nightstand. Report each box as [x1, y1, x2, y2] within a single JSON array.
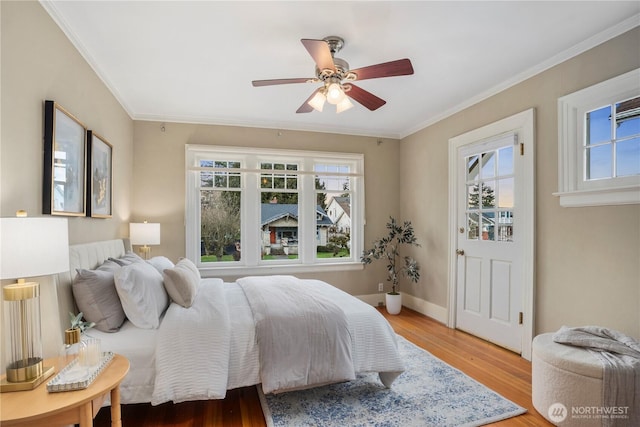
[[0, 353, 129, 427]]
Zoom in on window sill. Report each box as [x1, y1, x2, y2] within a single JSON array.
[[198, 261, 364, 279], [553, 185, 640, 207]]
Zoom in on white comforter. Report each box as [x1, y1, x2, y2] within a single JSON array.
[[237, 275, 355, 394], [152, 279, 230, 405], [151, 277, 404, 405]]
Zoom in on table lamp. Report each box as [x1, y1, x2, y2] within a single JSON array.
[[0, 211, 69, 392], [129, 221, 160, 259]]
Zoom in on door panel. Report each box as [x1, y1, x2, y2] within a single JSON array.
[[456, 133, 522, 353], [463, 256, 482, 313]]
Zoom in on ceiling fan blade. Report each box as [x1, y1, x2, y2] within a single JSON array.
[[252, 78, 312, 87], [301, 39, 336, 72], [296, 88, 322, 113], [350, 58, 414, 81], [345, 84, 386, 111]]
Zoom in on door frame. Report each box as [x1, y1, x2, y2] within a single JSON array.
[[447, 108, 535, 360]]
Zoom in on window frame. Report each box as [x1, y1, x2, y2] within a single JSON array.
[[555, 68, 640, 207], [185, 144, 365, 277]]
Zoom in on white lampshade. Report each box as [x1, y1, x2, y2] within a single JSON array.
[[308, 91, 326, 112], [326, 82, 346, 105], [0, 215, 68, 391], [336, 97, 354, 113], [0, 217, 69, 279], [129, 222, 160, 245]]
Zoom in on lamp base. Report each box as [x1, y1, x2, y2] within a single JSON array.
[[0, 365, 55, 392], [138, 245, 151, 260]]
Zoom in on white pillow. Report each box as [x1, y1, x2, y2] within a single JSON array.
[[114, 262, 169, 329], [146, 256, 175, 274], [162, 258, 201, 308]]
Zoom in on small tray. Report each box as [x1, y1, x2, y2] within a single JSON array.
[[47, 351, 114, 392]]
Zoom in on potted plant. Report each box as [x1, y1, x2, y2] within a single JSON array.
[[361, 217, 421, 314], [63, 312, 95, 361]]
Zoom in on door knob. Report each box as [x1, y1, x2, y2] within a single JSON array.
[[456, 249, 465, 256]]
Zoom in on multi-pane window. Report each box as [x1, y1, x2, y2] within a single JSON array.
[[466, 144, 514, 242], [199, 160, 241, 262], [557, 68, 640, 207], [315, 163, 353, 259], [585, 97, 640, 180], [260, 162, 299, 261], [186, 145, 364, 274]]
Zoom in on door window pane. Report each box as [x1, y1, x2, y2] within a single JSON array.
[[481, 212, 495, 241], [467, 213, 479, 240], [481, 181, 496, 208], [481, 152, 496, 178], [497, 211, 514, 242], [498, 146, 514, 176], [467, 155, 479, 181], [498, 178, 514, 208], [467, 184, 480, 209]]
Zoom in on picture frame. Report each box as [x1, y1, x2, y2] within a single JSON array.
[[86, 131, 113, 218], [43, 100, 87, 216]]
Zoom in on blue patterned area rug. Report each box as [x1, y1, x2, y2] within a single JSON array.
[[258, 335, 526, 427]]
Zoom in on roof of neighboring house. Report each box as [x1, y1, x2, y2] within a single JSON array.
[[329, 196, 351, 218], [261, 204, 333, 226]]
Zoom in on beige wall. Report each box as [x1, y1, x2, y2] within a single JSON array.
[[132, 121, 400, 296], [1, 1, 638, 369], [0, 1, 134, 238], [400, 27, 640, 338], [0, 1, 134, 364]]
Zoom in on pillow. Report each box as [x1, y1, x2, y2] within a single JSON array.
[[110, 251, 145, 266], [114, 262, 169, 329], [96, 259, 122, 273], [146, 256, 175, 274], [72, 268, 126, 333], [162, 258, 201, 308]]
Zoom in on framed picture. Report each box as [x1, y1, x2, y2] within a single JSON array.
[[86, 131, 113, 218], [43, 100, 86, 216]]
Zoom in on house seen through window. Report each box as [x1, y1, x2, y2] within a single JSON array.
[[186, 145, 364, 274]]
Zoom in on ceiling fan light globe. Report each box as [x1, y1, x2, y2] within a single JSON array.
[[326, 82, 346, 105], [336, 97, 354, 113], [308, 91, 326, 112]]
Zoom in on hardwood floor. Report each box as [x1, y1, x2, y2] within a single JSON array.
[[94, 307, 552, 426]]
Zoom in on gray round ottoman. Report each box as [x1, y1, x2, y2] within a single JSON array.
[[532, 333, 603, 426]]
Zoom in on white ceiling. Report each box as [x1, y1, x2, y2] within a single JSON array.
[[41, 1, 639, 139]]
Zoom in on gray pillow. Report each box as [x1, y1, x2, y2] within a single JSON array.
[[72, 268, 126, 332], [162, 258, 201, 308]]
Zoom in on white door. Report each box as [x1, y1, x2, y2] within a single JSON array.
[[456, 134, 522, 352]]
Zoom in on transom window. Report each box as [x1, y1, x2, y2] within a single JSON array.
[[585, 97, 640, 180], [186, 145, 364, 276], [556, 68, 640, 207]]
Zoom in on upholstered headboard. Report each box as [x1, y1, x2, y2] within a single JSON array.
[[55, 238, 131, 345]]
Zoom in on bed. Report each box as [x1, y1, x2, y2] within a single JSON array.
[[55, 239, 404, 405]]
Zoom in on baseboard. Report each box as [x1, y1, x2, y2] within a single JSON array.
[[357, 293, 448, 324]]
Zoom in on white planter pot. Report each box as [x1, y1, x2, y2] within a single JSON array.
[[385, 292, 402, 315]]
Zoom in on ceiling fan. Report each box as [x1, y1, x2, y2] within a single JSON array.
[[251, 36, 414, 114]]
